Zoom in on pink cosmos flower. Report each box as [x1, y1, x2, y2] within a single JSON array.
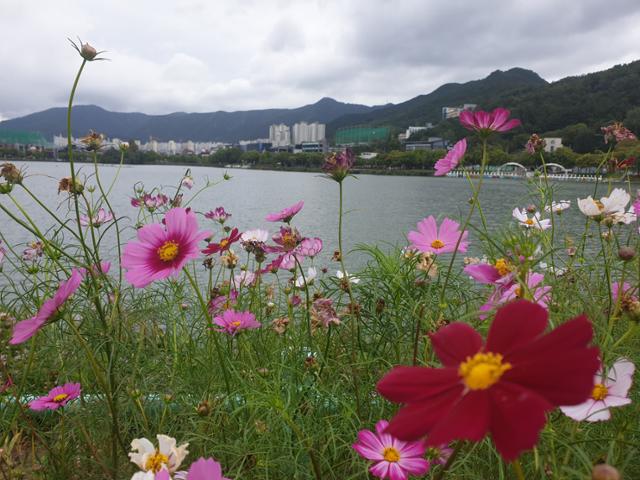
[[298, 237, 323, 257], [29, 382, 81, 411], [122, 208, 212, 288], [265, 201, 304, 223], [80, 207, 114, 227], [612, 281, 637, 303], [10, 268, 85, 344], [186, 457, 231, 480], [459, 107, 521, 135], [602, 122, 637, 144], [232, 271, 256, 289], [352, 420, 430, 480], [464, 258, 515, 286], [497, 272, 550, 309], [204, 207, 232, 224], [434, 139, 466, 176], [560, 358, 634, 422], [132, 193, 170, 211], [407, 216, 468, 254], [323, 148, 355, 182], [213, 309, 261, 335]]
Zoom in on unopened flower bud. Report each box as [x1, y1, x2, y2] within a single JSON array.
[[80, 43, 98, 60], [0, 183, 13, 194], [618, 246, 635, 261], [526, 204, 537, 214], [196, 400, 211, 416], [592, 464, 620, 480]]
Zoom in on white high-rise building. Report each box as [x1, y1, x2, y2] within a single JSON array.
[[292, 122, 326, 144], [269, 124, 291, 147]]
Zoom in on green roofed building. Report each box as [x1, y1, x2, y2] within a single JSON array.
[[335, 125, 391, 146], [0, 130, 50, 147]]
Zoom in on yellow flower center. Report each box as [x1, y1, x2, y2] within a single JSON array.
[[52, 393, 68, 403], [459, 352, 511, 390], [282, 233, 297, 250], [231, 321, 241, 327], [430, 239, 445, 249], [592, 383, 608, 401], [157, 241, 180, 262], [382, 447, 401, 463], [514, 286, 523, 298], [145, 451, 169, 473], [525, 218, 534, 226], [494, 258, 512, 276], [219, 239, 229, 249], [595, 200, 604, 211]]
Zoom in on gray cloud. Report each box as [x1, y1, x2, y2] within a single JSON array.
[[1, 0, 639, 120]]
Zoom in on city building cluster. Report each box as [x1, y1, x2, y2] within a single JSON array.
[[269, 122, 326, 149]]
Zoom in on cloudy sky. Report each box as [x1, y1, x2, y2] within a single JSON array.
[[1, 0, 640, 121]]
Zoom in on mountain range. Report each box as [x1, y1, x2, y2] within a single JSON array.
[[1, 61, 639, 143]]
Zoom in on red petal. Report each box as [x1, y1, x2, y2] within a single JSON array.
[[426, 390, 491, 447], [377, 366, 460, 403], [385, 388, 463, 440], [504, 315, 600, 405], [489, 383, 551, 461], [429, 322, 483, 367], [485, 300, 548, 355]]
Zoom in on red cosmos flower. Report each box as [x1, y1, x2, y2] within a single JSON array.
[[202, 228, 242, 255], [377, 300, 599, 461]]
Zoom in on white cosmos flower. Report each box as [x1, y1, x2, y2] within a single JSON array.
[[232, 271, 256, 289], [545, 200, 571, 213], [611, 207, 637, 225], [336, 270, 360, 284], [241, 229, 269, 243], [512, 208, 551, 230], [129, 434, 189, 475], [578, 188, 630, 218], [295, 267, 317, 288]]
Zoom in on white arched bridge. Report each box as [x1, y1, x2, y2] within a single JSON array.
[[446, 162, 603, 182]]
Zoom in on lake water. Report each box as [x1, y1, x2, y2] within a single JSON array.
[[0, 161, 613, 270]]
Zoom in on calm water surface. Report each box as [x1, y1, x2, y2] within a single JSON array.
[[0, 161, 608, 270]]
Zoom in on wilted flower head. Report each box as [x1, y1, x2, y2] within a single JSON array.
[[525, 134, 546, 154], [323, 148, 355, 182], [80, 130, 105, 151], [601, 122, 637, 144], [459, 107, 521, 136], [0, 163, 23, 184], [22, 241, 44, 261], [220, 249, 239, 269], [204, 206, 232, 224], [58, 176, 84, 194], [129, 434, 189, 474], [311, 297, 340, 330], [271, 317, 289, 335]]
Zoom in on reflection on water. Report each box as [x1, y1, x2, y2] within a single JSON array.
[[0, 161, 616, 270]]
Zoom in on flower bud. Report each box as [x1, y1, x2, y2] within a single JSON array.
[[526, 204, 537, 214], [196, 400, 211, 416], [0, 183, 13, 194], [80, 43, 98, 60], [618, 246, 635, 261], [58, 176, 84, 195], [592, 464, 620, 480]]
